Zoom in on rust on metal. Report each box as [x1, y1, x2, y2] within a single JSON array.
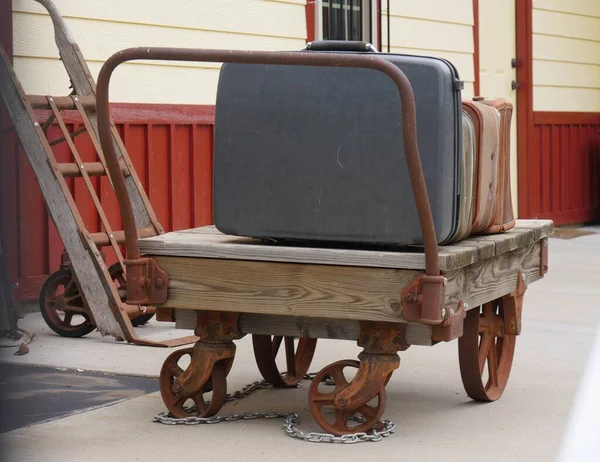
[[401, 274, 446, 324], [27, 94, 95, 110], [95, 46, 441, 307], [432, 300, 467, 342], [122, 257, 169, 306], [458, 299, 517, 402], [252, 335, 317, 387], [540, 237, 549, 276], [194, 311, 244, 343], [160, 347, 228, 418], [57, 160, 129, 178], [334, 352, 399, 411], [308, 359, 387, 436], [172, 341, 236, 397], [357, 322, 410, 354]]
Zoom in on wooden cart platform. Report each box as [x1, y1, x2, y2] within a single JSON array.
[[139, 219, 552, 346]]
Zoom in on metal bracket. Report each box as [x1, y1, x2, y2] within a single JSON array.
[[124, 257, 169, 305], [432, 300, 467, 342], [540, 238, 549, 276], [401, 275, 447, 324]]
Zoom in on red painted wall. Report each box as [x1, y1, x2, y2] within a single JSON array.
[[0, 103, 215, 300], [522, 112, 600, 225]]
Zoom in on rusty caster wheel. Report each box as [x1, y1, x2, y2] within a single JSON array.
[[252, 335, 317, 387], [458, 299, 517, 402], [39, 269, 95, 338], [308, 360, 386, 436], [159, 347, 231, 418], [108, 263, 155, 327]]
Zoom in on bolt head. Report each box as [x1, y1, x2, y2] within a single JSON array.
[[156, 277, 164, 287], [441, 308, 447, 318], [449, 308, 455, 316], [443, 278, 448, 286], [521, 273, 526, 282], [464, 303, 469, 311], [543, 239, 548, 247]]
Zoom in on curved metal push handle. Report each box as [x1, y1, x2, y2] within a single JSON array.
[[96, 47, 440, 277]]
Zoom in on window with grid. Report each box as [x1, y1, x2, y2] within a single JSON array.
[[322, 0, 371, 42]]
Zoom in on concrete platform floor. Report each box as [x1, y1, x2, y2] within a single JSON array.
[[1, 232, 600, 461]]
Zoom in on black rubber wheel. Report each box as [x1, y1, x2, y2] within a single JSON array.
[[107, 263, 155, 327], [39, 269, 95, 338]]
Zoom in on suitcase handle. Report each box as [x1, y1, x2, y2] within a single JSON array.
[[304, 41, 378, 52]]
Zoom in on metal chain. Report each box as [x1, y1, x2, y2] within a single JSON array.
[[153, 373, 396, 443]]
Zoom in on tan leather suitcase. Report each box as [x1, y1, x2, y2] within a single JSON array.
[[462, 99, 500, 234], [477, 98, 516, 233]]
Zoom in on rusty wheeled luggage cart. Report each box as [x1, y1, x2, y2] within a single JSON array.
[[0, 0, 195, 347], [96, 47, 553, 436]]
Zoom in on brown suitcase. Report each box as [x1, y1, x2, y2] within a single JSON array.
[[477, 97, 516, 233], [452, 109, 477, 241], [462, 99, 500, 234]]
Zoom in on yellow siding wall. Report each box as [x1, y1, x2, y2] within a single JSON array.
[[532, 0, 600, 111], [12, 0, 307, 104], [380, 0, 475, 98]]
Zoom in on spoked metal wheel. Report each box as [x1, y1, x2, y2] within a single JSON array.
[[458, 299, 517, 402], [159, 347, 228, 418], [308, 360, 386, 436], [252, 335, 317, 387], [39, 269, 95, 338], [108, 263, 155, 327]]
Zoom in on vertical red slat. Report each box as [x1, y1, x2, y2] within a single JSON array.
[[148, 124, 170, 230], [550, 125, 561, 213], [18, 142, 47, 292], [592, 124, 599, 209], [582, 124, 591, 211], [574, 125, 583, 213], [559, 125, 569, 217], [1, 132, 20, 294], [170, 125, 192, 230], [528, 125, 541, 217], [192, 125, 214, 227], [47, 123, 73, 274], [126, 124, 148, 191], [567, 125, 575, 212], [541, 125, 551, 213]]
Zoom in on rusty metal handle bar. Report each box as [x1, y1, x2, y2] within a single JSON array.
[[96, 47, 441, 280]]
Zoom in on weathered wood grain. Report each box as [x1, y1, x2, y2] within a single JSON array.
[[156, 256, 419, 322], [140, 220, 554, 272], [174, 310, 433, 346], [445, 241, 542, 309], [145, 232, 434, 270]]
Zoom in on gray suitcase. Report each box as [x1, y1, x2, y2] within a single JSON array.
[[213, 42, 464, 246]]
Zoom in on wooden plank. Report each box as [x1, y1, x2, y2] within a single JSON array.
[[155, 255, 419, 322], [445, 241, 542, 309], [145, 232, 435, 270], [468, 227, 535, 256], [141, 220, 553, 271], [174, 310, 433, 346]]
